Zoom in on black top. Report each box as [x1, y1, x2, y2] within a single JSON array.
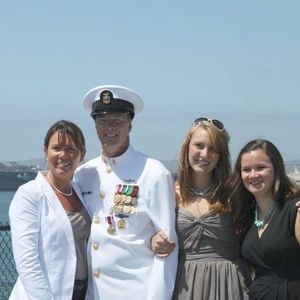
[[242, 198, 300, 299]]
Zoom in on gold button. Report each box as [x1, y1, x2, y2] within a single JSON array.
[[94, 216, 100, 224], [106, 167, 112, 173], [93, 270, 100, 278], [100, 191, 105, 199], [93, 242, 99, 250]]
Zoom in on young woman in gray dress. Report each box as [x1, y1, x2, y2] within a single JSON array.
[[228, 139, 300, 299], [170, 117, 250, 300]]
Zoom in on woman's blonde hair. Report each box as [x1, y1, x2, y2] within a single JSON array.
[[176, 120, 231, 213]]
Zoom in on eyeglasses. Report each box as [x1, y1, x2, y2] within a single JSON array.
[[192, 117, 225, 131]]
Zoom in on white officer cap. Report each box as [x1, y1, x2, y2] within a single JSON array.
[[83, 85, 144, 119]]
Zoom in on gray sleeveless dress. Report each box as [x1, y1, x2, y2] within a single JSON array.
[[172, 208, 250, 300]]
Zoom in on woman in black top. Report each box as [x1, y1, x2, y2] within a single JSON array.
[[228, 139, 300, 299]]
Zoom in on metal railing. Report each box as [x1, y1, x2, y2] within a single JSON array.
[[0, 224, 17, 300]]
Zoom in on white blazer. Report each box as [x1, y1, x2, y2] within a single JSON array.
[[9, 172, 90, 300]]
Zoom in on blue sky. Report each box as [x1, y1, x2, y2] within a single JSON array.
[[1, 1, 300, 163]]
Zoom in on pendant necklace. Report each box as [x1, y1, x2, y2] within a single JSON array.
[[188, 187, 210, 197], [47, 172, 73, 196], [254, 203, 276, 229]]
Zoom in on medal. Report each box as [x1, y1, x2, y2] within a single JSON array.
[[111, 183, 140, 228], [116, 184, 123, 193], [123, 205, 131, 214], [113, 204, 122, 214], [132, 185, 139, 197], [125, 185, 133, 195], [131, 197, 137, 205], [121, 194, 127, 203], [122, 184, 129, 195], [117, 218, 126, 229], [107, 225, 116, 234], [114, 194, 122, 203], [105, 215, 115, 234], [125, 195, 132, 204]]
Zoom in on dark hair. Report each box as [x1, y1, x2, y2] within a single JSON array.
[[44, 120, 86, 154], [229, 139, 300, 236]]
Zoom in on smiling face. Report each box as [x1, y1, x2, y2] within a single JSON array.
[[45, 131, 82, 181], [241, 148, 275, 200], [95, 112, 132, 158], [188, 127, 220, 178]]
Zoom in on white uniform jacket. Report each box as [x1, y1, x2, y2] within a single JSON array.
[[9, 172, 90, 300], [74, 145, 178, 300]]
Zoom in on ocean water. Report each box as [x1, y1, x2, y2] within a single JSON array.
[[0, 191, 15, 224]]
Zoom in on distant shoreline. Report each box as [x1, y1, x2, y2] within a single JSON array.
[[2, 158, 300, 174]]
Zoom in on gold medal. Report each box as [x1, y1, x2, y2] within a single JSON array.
[[114, 194, 122, 203], [123, 205, 131, 214], [121, 194, 127, 203], [113, 204, 122, 214], [107, 225, 115, 234], [125, 195, 131, 204], [131, 197, 137, 205], [117, 218, 126, 229]]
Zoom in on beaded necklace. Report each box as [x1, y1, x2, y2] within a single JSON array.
[[47, 172, 73, 196], [254, 203, 276, 229], [187, 187, 210, 197]]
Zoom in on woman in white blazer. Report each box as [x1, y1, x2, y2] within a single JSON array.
[[9, 120, 91, 300]]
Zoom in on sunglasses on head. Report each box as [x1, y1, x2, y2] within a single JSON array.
[[192, 117, 225, 131]]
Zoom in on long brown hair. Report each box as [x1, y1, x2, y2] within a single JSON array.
[[176, 120, 231, 213]]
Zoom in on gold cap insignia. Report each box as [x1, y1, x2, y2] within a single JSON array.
[[100, 90, 113, 104]]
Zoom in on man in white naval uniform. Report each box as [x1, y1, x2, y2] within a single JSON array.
[[73, 85, 178, 300]]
